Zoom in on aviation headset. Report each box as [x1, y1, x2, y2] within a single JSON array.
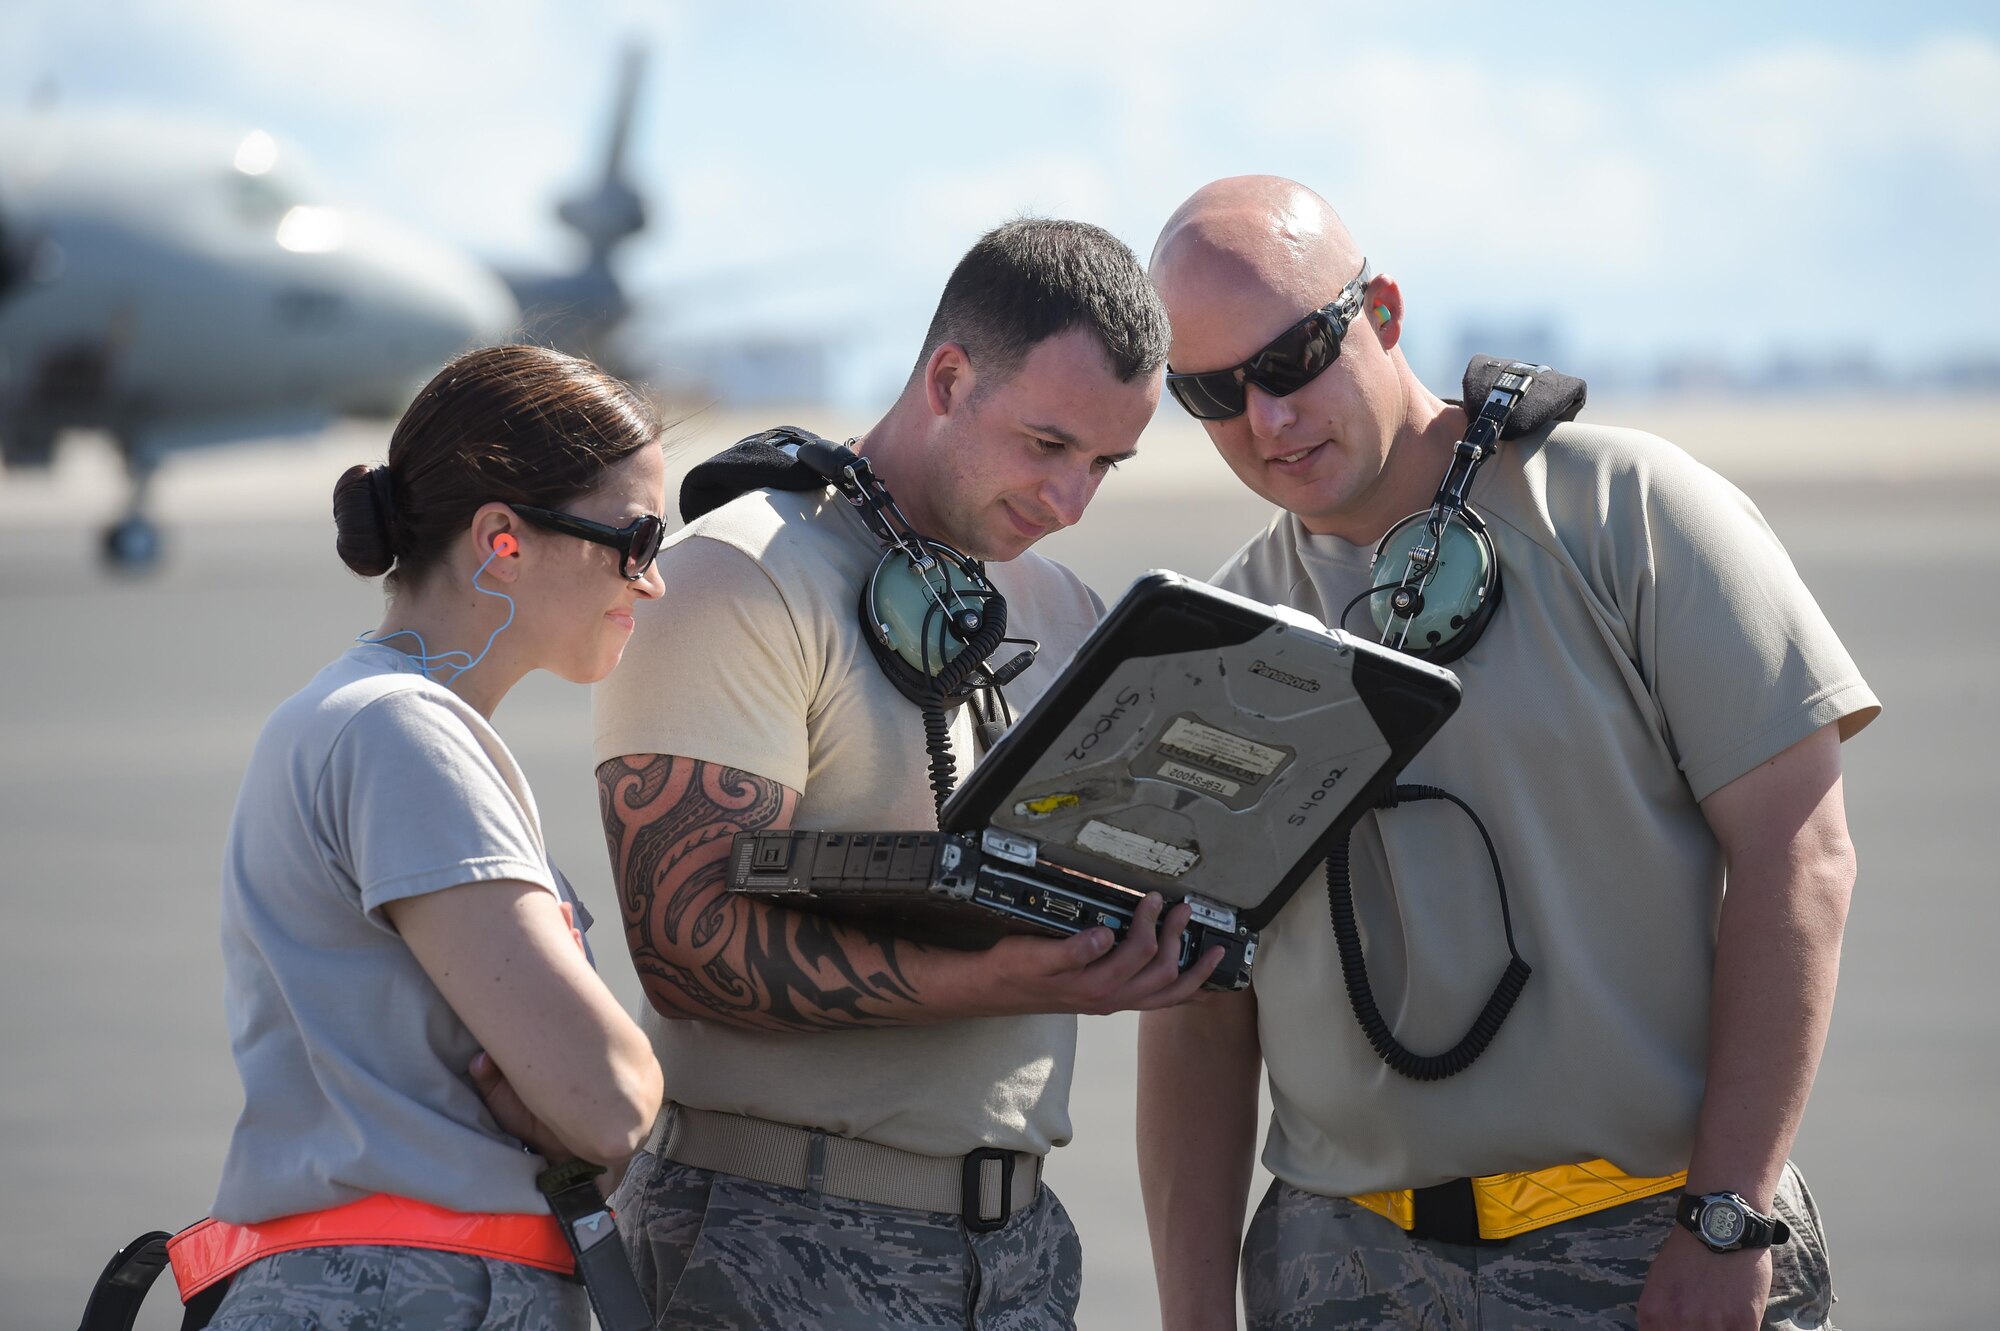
[[1338, 359, 1577, 662], [679, 427, 1038, 817], [1328, 357, 1588, 1080]]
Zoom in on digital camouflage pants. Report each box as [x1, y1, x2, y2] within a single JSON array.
[[1241, 1161, 1836, 1330], [204, 1243, 588, 1330], [610, 1148, 1083, 1330]]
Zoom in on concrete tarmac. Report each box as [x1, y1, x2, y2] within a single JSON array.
[[3, 409, 1996, 1327]]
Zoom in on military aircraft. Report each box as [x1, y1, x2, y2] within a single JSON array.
[[0, 49, 651, 569]]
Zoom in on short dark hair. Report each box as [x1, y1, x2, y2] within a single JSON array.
[[913, 217, 1170, 388], [333, 344, 659, 587]]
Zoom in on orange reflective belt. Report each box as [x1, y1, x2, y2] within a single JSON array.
[[1351, 1160, 1688, 1241], [166, 1193, 574, 1301]]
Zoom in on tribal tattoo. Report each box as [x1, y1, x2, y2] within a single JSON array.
[[596, 755, 931, 1031]]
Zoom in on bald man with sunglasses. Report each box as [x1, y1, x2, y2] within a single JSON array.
[[1135, 176, 1877, 1330]]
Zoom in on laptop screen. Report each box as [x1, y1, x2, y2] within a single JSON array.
[[943, 573, 1459, 929]]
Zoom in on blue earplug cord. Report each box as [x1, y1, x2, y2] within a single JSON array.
[[358, 546, 516, 685]]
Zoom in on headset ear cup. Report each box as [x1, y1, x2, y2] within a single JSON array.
[[857, 576, 1011, 708], [1425, 558, 1500, 665], [1367, 508, 1501, 664], [860, 581, 946, 708]]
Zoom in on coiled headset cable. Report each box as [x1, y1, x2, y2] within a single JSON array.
[[1327, 784, 1531, 1081], [914, 593, 1012, 818]]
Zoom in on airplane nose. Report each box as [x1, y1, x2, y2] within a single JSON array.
[[345, 211, 520, 356], [407, 248, 517, 351], [312, 211, 522, 414]]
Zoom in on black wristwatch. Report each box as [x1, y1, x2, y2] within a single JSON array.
[[1676, 1191, 1791, 1252]]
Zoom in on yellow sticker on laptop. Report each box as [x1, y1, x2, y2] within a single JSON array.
[[1014, 792, 1081, 819]]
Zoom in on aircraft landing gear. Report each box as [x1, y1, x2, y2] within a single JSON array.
[[100, 435, 164, 572], [100, 514, 162, 570]]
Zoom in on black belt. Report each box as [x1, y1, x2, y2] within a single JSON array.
[[1406, 1178, 1508, 1248]]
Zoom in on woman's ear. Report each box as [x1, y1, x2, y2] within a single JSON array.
[[469, 503, 524, 581]]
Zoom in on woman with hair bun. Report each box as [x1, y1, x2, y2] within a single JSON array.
[[185, 345, 668, 1331]]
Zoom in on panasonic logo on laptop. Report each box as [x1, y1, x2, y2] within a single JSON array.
[[1250, 660, 1320, 693]]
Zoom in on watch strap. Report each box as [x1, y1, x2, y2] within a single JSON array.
[[1675, 1191, 1703, 1234], [1737, 1206, 1792, 1247]]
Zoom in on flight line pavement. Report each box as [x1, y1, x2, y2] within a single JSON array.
[[2, 402, 1996, 1327]]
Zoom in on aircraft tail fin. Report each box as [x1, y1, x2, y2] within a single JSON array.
[[556, 44, 649, 265]]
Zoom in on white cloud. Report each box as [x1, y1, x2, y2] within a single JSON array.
[[1668, 35, 2000, 171], [1631, 35, 2000, 349], [1315, 49, 1671, 277], [5, 1, 1994, 371], [891, 156, 1119, 262]]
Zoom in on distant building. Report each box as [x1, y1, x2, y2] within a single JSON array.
[[1452, 321, 1568, 375], [1932, 356, 2000, 391], [1748, 351, 1888, 393]]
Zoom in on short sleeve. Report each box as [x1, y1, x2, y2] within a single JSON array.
[[320, 690, 557, 922], [1608, 443, 1880, 800], [592, 534, 813, 791]]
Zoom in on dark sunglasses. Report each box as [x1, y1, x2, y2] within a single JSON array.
[[507, 504, 665, 580], [1165, 259, 1373, 421]]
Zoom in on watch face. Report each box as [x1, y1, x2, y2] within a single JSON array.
[[1699, 1201, 1747, 1247]]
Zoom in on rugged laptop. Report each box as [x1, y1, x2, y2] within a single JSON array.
[[727, 571, 1461, 990]]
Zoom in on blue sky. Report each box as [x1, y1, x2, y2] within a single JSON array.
[[5, 0, 1996, 397]]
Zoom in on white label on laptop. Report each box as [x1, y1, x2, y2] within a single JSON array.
[[1159, 717, 1287, 782], [1157, 759, 1242, 799], [1077, 820, 1200, 877]]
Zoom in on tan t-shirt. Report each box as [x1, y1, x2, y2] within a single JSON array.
[[1215, 421, 1879, 1195], [593, 484, 1103, 1157]]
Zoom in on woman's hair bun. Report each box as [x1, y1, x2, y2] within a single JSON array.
[[332, 463, 397, 579]]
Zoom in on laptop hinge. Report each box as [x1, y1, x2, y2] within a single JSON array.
[[1183, 893, 1237, 934], [980, 828, 1040, 868]]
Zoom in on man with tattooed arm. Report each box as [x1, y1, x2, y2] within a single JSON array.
[[591, 218, 1215, 1329]]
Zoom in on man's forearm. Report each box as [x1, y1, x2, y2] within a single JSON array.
[[1684, 842, 1852, 1205], [1139, 991, 1262, 1331], [1685, 732, 1856, 1206], [598, 754, 951, 1033]]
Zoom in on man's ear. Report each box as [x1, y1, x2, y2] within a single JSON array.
[[923, 341, 975, 418], [1369, 275, 1405, 354]]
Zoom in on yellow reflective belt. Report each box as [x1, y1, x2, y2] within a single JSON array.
[[1349, 1187, 1417, 1231], [1351, 1160, 1687, 1241]]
